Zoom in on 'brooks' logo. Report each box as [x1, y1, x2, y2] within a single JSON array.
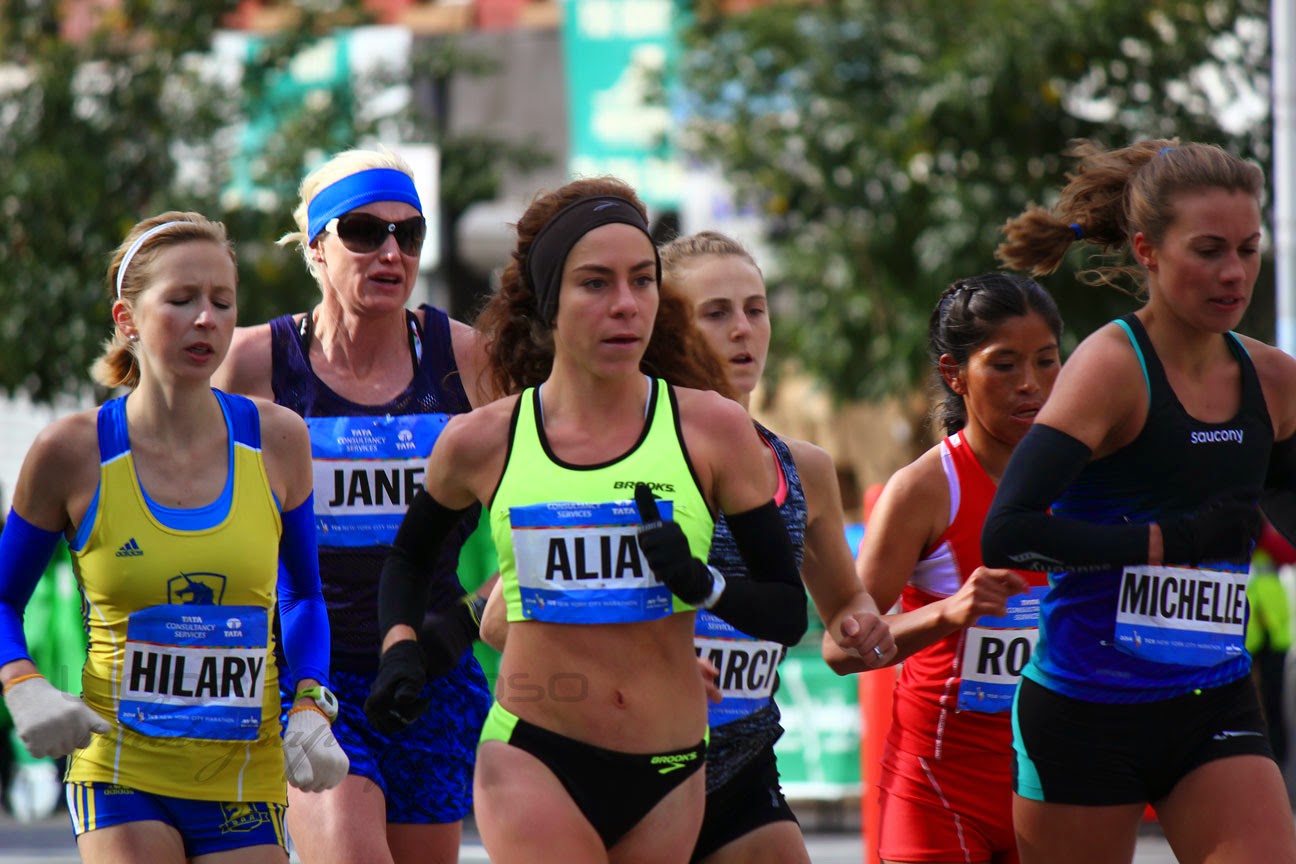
[[613, 481, 675, 493], [651, 753, 697, 774], [115, 538, 144, 558]]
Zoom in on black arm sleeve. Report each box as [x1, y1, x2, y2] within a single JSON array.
[[1262, 436, 1296, 548], [708, 500, 808, 647], [982, 423, 1149, 572], [377, 489, 471, 636]]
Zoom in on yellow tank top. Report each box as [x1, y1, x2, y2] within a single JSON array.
[[67, 392, 286, 803]]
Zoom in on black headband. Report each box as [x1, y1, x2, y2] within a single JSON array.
[[524, 195, 659, 324]]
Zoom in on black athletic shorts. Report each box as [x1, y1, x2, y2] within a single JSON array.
[[1013, 674, 1274, 805], [691, 746, 798, 862]]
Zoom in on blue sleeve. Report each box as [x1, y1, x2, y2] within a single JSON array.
[[277, 495, 330, 690], [0, 510, 62, 668]]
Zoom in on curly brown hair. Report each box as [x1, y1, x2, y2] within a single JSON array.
[[474, 177, 733, 401]]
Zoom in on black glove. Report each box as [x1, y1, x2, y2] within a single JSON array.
[[634, 483, 717, 606], [1160, 495, 1263, 566], [363, 640, 429, 735], [418, 594, 487, 678]]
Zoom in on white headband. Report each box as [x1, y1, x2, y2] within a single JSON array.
[[115, 221, 187, 298]]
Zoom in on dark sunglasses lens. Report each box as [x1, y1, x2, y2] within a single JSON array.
[[392, 218, 426, 256], [336, 214, 425, 256]]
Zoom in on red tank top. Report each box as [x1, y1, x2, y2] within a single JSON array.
[[886, 432, 1048, 757]]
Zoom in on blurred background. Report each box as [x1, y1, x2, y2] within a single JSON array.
[[0, 0, 1273, 507], [0, 0, 1278, 854]]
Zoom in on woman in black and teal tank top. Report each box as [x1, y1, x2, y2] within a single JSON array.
[[984, 140, 1296, 864], [215, 149, 491, 864], [368, 178, 809, 864], [1, 213, 343, 863], [659, 231, 894, 864]]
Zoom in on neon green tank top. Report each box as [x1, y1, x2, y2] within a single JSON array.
[[490, 378, 713, 624]]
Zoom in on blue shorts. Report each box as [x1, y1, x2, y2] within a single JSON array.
[[282, 651, 490, 824], [66, 782, 286, 856]]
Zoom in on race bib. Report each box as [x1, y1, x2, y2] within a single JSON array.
[[510, 500, 676, 624], [307, 413, 452, 547], [957, 586, 1046, 712], [1115, 565, 1247, 666], [120, 605, 269, 741], [695, 610, 784, 726]]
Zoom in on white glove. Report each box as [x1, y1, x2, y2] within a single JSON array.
[[7, 759, 62, 823], [3, 675, 110, 759], [283, 707, 349, 793]]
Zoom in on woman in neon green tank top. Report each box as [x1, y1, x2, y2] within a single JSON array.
[[366, 178, 809, 864]]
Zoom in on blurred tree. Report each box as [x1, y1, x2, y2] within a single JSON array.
[[0, 1, 376, 401], [679, 0, 1271, 404], [0, 4, 550, 403]]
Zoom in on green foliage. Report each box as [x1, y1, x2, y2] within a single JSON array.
[[0, 2, 235, 400], [0, 2, 376, 400], [0, 8, 551, 402], [679, 0, 1271, 402]]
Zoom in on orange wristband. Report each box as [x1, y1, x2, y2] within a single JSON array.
[[287, 704, 330, 723], [2, 672, 45, 695]]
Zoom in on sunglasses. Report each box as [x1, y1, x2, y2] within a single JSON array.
[[326, 212, 426, 256]]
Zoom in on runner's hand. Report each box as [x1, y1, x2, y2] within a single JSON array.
[[634, 484, 718, 606], [941, 567, 1029, 628], [4, 675, 109, 759], [1160, 495, 1262, 566], [364, 640, 429, 735], [698, 657, 722, 704], [836, 612, 897, 667], [418, 594, 487, 678], [283, 706, 349, 792]]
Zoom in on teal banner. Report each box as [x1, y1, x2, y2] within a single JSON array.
[[560, 0, 686, 209], [774, 644, 862, 800]]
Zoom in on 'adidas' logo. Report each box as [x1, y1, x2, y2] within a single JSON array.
[[115, 538, 144, 558]]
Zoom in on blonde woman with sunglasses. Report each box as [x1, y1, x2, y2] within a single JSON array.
[[215, 149, 492, 864]]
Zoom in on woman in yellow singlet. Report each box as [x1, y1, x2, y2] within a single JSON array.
[[0, 213, 345, 863]]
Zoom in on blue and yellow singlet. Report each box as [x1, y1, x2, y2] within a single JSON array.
[[67, 392, 287, 803]]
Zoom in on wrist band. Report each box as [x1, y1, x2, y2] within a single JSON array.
[[699, 567, 727, 610], [464, 593, 488, 629], [2, 672, 44, 695], [287, 704, 331, 723]]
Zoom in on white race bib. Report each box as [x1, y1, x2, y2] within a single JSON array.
[[120, 605, 269, 741], [510, 501, 677, 624], [957, 586, 1046, 712], [696, 610, 784, 726], [1115, 565, 1247, 666]]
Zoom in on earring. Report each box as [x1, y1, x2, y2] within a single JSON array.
[[127, 334, 139, 343]]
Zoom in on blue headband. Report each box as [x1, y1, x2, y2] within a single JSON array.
[[307, 168, 422, 243]]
